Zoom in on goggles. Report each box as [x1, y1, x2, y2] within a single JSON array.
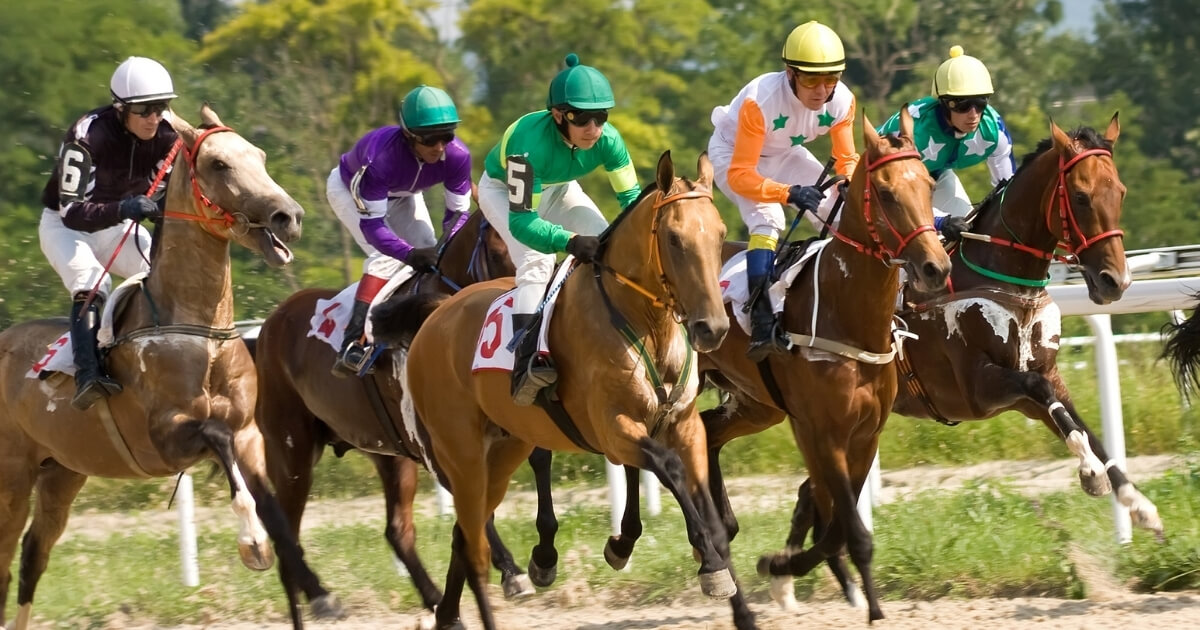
[[409, 129, 456, 146], [942, 96, 989, 114], [564, 109, 609, 127], [792, 70, 841, 89], [126, 101, 170, 118]]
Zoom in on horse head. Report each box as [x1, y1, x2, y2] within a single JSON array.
[[854, 109, 951, 292], [432, 209, 513, 291], [1048, 114, 1128, 304], [168, 105, 305, 267]]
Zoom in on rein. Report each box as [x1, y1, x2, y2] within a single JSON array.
[[162, 126, 268, 238], [825, 149, 934, 264]]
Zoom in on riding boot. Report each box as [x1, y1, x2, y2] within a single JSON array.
[[744, 248, 789, 362], [70, 296, 122, 410], [331, 300, 372, 378], [511, 313, 557, 406]]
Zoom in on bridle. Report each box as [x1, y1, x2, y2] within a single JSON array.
[[826, 149, 935, 264], [162, 126, 270, 238]]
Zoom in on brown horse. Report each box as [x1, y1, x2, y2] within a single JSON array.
[[251, 208, 536, 618], [373, 152, 753, 630], [0, 106, 340, 629], [696, 109, 950, 622]]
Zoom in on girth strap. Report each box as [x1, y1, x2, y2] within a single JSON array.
[[363, 372, 415, 457], [894, 349, 959, 427], [535, 389, 602, 454]]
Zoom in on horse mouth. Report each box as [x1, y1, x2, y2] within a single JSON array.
[[253, 227, 294, 267]]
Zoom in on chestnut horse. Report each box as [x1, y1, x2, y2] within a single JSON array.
[[0, 106, 339, 629], [373, 152, 757, 630], [252, 209, 534, 617]]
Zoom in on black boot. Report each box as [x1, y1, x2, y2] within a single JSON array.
[[746, 289, 789, 363], [70, 296, 122, 410], [511, 313, 557, 406], [331, 301, 372, 378]]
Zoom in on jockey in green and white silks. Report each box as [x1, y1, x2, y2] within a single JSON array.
[[878, 46, 1014, 231], [476, 53, 640, 405]]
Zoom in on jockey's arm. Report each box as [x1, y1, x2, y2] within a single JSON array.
[[727, 99, 791, 205], [441, 156, 473, 238], [350, 166, 417, 261], [600, 127, 641, 210], [987, 123, 1016, 186], [829, 93, 860, 177], [57, 141, 125, 232], [505, 156, 570, 255]]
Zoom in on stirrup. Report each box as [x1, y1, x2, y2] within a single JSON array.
[[71, 376, 122, 411], [331, 342, 373, 378], [512, 355, 557, 406], [746, 322, 791, 363]]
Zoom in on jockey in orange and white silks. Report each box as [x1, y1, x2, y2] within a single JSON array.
[[38, 56, 178, 410], [327, 85, 472, 377], [707, 21, 860, 361]]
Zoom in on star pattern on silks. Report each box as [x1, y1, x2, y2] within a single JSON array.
[[921, 137, 945, 163], [791, 134, 807, 146], [963, 132, 995, 157], [772, 113, 789, 130], [817, 110, 835, 129], [907, 102, 922, 118]]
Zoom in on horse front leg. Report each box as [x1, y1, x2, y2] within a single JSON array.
[[485, 514, 535, 598], [369, 453, 442, 611], [11, 463, 85, 630], [702, 392, 787, 541], [778, 479, 864, 611], [525, 447, 560, 585], [605, 464, 644, 571]]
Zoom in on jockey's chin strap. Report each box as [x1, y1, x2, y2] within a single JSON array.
[[824, 149, 935, 265], [596, 187, 714, 322], [162, 126, 269, 239]]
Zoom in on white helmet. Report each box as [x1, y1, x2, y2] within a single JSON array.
[[110, 56, 177, 104]]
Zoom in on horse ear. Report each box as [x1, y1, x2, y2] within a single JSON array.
[[200, 103, 224, 128], [696, 151, 714, 188], [169, 111, 198, 149], [1105, 111, 1121, 145], [898, 104, 916, 141], [1049, 117, 1072, 152], [656, 150, 675, 193], [862, 110, 882, 147]]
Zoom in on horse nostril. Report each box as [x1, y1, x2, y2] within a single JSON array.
[[922, 261, 944, 281], [270, 210, 301, 240], [692, 321, 714, 341]]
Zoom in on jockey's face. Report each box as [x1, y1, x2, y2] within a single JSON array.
[[552, 108, 605, 149], [948, 107, 983, 134], [121, 101, 169, 141], [788, 67, 839, 111], [942, 96, 988, 134], [406, 129, 454, 164]]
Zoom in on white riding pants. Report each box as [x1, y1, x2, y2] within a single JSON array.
[[39, 209, 152, 299], [326, 167, 437, 278]]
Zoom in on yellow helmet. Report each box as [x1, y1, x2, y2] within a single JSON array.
[[782, 21, 845, 72], [931, 45, 994, 98]]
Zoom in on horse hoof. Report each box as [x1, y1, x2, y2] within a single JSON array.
[[238, 542, 275, 571], [699, 568, 737, 599], [868, 604, 885, 622], [528, 558, 558, 587], [769, 576, 799, 611], [415, 612, 437, 630], [604, 540, 630, 571], [502, 573, 536, 599], [1079, 468, 1112, 497], [311, 593, 347, 620]]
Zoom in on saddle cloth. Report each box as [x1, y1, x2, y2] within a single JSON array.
[[471, 256, 574, 373], [27, 273, 148, 379], [308, 265, 417, 351], [718, 240, 828, 335]]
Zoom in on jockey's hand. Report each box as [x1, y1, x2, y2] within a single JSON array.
[[787, 185, 824, 213], [405, 247, 438, 272], [119, 195, 162, 223], [935, 215, 969, 241], [566, 235, 601, 263]]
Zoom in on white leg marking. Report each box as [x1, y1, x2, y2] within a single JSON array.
[[770, 575, 799, 611], [14, 602, 33, 630], [1065, 430, 1111, 496], [1118, 483, 1164, 533], [229, 463, 268, 548]]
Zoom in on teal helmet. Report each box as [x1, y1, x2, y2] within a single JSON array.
[[546, 53, 615, 110], [399, 85, 460, 132]]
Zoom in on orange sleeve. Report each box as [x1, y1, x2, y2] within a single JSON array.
[[830, 93, 860, 177], [728, 99, 791, 205]]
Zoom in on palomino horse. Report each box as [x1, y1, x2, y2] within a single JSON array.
[[373, 152, 757, 630], [251, 209, 534, 617], [697, 109, 950, 622], [0, 106, 340, 629]]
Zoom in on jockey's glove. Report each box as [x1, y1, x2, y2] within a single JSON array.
[[935, 215, 969, 241], [405, 246, 439, 272], [566, 235, 601, 263], [119, 195, 162, 223], [787, 185, 824, 213]]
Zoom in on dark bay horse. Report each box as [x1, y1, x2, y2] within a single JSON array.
[[697, 110, 950, 622], [374, 152, 755, 630], [0, 106, 339, 629], [251, 209, 523, 616]]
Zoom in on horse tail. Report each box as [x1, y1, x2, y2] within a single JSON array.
[[1161, 292, 1200, 401], [370, 293, 449, 349]]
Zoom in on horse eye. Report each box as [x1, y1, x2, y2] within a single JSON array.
[[668, 232, 684, 248], [877, 189, 897, 204], [1072, 191, 1090, 207], [211, 159, 230, 171]]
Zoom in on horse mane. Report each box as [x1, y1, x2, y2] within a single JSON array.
[[597, 181, 661, 248], [1018, 126, 1113, 171]]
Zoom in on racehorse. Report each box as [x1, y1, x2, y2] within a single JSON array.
[[251, 208, 536, 617], [373, 152, 757, 630], [0, 106, 340, 629], [696, 109, 950, 622]]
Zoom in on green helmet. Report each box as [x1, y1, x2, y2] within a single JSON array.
[[546, 53, 615, 110], [398, 85, 460, 132]]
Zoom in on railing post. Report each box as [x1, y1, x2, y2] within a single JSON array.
[[1083, 313, 1132, 544]]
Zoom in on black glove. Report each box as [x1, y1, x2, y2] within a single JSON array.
[[405, 246, 438, 272], [565, 235, 601, 263], [787, 185, 824, 212], [119, 195, 161, 223], [936, 215, 969, 241]]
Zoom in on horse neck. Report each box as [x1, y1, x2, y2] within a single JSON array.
[[438, 212, 486, 287], [141, 163, 236, 326], [592, 196, 678, 341]]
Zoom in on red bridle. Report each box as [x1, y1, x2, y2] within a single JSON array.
[[162, 125, 252, 237], [1051, 148, 1123, 258], [829, 149, 935, 263]]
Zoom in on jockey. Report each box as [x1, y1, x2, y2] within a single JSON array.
[[327, 85, 472, 377], [878, 45, 1015, 240], [39, 56, 178, 410], [708, 20, 860, 362], [477, 53, 641, 405]]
